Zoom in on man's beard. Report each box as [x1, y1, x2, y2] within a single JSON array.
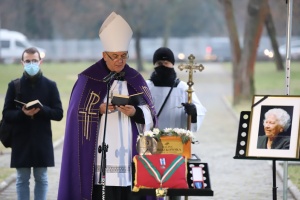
[[150, 65, 177, 87]]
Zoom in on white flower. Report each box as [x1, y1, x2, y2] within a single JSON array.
[[186, 130, 194, 138], [153, 128, 160, 135], [163, 128, 173, 133], [144, 130, 154, 137], [173, 128, 186, 135]]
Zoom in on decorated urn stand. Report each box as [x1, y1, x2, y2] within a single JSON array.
[[135, 128, 194, 199]]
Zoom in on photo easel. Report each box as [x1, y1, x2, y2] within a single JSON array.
[[234, 111, 300, 200]]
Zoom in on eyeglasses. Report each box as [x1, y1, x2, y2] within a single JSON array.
[[23, 59, 40, 64], [105, 52, 129, 61]]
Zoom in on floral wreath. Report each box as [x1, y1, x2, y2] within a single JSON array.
[[141, 128, 194, 144]]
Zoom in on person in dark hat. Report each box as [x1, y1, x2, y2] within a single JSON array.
[[147, 47, 206, 131], [147, 47, 206, 200]]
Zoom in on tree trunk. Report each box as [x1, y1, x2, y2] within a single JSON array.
[[135, 30, 144, 72], [239, 0, 267, 100], [221, 0, 242, 105], [163, 0, 180, 48], [265, 0, 284, 71]]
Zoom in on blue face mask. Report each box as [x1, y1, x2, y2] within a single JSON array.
[[24, 63, 40, 76]]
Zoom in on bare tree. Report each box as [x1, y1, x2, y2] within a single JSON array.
[[265, 0, 284, 71], [118, 0, 153, 72], [162, 0, 182, 47], [221, 0, 268, 104], [238, 0, 267, 100], [221, 0, 242, 105]]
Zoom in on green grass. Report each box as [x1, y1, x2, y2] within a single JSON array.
[[0, 167, 15, 181], [289, 165, 300, 189], [223, 61, 300, 109]]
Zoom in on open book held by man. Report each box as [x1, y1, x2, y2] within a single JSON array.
[[14, 99, 43, 110], [111, 92, 144, 106]]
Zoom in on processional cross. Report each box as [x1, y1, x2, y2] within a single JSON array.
[[178, 54, 204, 131]]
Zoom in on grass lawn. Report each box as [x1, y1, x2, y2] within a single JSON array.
[[0, 61, 299, 190]]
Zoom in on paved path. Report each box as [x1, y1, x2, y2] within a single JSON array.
[[0, 62, 299, 200]]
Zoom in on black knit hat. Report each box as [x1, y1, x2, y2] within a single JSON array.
[[153, 47, 175, 65]]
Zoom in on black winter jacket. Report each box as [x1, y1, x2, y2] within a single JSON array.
[[3, 72, 63, 168]]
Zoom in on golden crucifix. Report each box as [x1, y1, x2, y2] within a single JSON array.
[[178, 54, 204, 131]]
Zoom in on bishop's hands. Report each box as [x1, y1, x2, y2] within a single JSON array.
[[99, 103, 116, 114], [181, 103, 197, 123], [116, 105, 136, 117], [99, 103, 136, 117]]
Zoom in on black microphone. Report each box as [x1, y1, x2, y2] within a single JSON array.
[[115, 72, 125, 80], [103, 71, 117, 82]]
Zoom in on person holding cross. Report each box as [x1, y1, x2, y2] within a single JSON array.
[[146, 47, 206, 200], [146, 47, 206, 133]]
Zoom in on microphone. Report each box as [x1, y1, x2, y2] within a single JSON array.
[[115, 72, 125, 80], [102, 71, 117, 82]]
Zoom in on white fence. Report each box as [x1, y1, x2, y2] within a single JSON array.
[[31, 36, 291, 62], [31, 37, 230, 62]]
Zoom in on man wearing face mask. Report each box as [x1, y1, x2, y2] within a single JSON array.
[[146, 47, 206, 199], [147, 47, 206, 132], [2, 47, 63, 200]]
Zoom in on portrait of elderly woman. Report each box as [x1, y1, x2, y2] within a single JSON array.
[[257, 108, 292, 149]]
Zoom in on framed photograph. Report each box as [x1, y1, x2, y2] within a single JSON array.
[[247, 95, 300, 159]]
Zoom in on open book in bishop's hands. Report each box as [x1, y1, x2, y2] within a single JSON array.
[[14, 99, 43, 110], [111, 92, 144, 106]]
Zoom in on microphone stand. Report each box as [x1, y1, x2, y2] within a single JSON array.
[[98, 76, 114, 200]]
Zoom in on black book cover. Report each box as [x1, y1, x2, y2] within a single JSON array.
[[14, 99, 43, 109], [111, 92, 144, 106]]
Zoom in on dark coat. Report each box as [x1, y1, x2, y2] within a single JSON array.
[[2, 72, 63, 168], [257, 135, 290, 149]]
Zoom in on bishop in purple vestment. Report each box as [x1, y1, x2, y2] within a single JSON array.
[[58, 12, 157, 200]]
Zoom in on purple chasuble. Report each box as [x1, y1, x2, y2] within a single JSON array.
[[58, 59, 157, 200]]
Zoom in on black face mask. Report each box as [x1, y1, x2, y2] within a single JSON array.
[[150, 65, 177, 87]]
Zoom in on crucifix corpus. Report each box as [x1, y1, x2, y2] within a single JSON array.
[[178, 54, 204, 131]]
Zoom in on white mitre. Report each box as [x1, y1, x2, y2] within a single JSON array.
[[99, 12, 133, 52]]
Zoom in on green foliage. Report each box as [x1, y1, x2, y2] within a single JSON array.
[[288, 165, 300, 190], [0, 167, 15, 183], [158, 130, 191, 144], [144, 128, 194, 144]]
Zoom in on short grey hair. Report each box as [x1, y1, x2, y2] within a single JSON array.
[[264, 108, 291, 131]]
